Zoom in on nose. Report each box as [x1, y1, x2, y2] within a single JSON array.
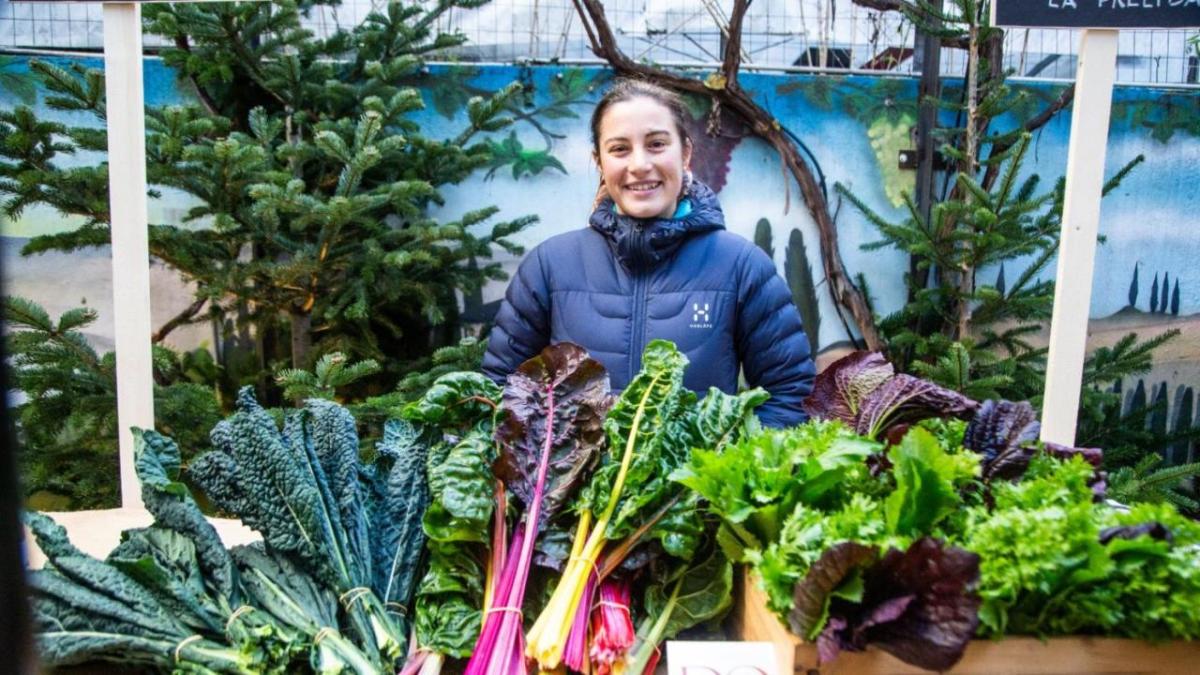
[[630, 146, 653, 173]]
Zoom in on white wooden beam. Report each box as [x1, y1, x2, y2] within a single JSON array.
[[1040, 29, 1119, 446], [102, 2, 152, 510]]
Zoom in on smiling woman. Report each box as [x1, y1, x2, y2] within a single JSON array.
[[593, 93, 693, 220], [481, 78, 817, 429]]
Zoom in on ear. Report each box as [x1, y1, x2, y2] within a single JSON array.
[[682, 138, 693, 170]]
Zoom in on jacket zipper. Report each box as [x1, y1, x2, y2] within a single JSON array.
[[628, 225, 649, 381], [630, 272, 647, 381]]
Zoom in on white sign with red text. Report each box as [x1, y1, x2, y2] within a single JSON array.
[[666, 641, 779, 675]]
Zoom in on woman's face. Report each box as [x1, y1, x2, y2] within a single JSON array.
[[595, 96, 692, 220]]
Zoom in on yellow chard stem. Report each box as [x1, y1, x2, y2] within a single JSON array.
[[526, 374, 661, 667]]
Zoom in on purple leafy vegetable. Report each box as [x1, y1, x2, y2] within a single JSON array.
[[857, 537, 980, 671], [493, 342, 612, 530], [803, 352, 978, 441], [962, 401, 1106, 496], [803, 352, 894, 426], [1099, 522, 1173, 545], [854, 374, 978, 440], [813, 538, 981, 672], [788, 542, 879, 640], [964, 400, 1040, 481]]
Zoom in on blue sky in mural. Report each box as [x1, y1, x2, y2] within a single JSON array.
[[2, 57, 1198, 347]]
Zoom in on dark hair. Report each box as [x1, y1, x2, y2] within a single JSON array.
[[589, 78, 692, 154]]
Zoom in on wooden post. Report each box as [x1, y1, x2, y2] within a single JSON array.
[[1039, 29, 1119, 446], [102, 2, 152, 509]]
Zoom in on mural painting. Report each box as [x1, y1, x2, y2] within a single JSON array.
[[3, 57, 1199, 462]]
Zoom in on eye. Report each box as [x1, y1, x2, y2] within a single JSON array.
[[649, 139, 668, 149], [607, 145, 628, 154]]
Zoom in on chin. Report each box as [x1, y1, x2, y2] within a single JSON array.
[[616, 199, 672, 219]]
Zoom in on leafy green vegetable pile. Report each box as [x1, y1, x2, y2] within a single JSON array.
[[27, 346, 1199, 674], [681, 351, 1200, 671], [26, 340, 764, 674]]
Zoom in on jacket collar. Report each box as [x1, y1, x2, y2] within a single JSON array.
[[588, 180, 725, 272]]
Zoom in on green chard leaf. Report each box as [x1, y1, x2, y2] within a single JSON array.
[[885, 427, 978, 537]]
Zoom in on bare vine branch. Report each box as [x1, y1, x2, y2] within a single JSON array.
[[574, 0, 884, 350]]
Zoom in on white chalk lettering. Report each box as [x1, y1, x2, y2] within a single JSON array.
[[1063, 0, 1077, 8], [1097, 0, 1110, 7]]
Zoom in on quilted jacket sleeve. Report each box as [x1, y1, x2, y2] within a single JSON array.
[[735, 244, 816, 428], [481, 246, 552, 384]]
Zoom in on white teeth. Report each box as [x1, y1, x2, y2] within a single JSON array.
[[627, 182, 661, 190]]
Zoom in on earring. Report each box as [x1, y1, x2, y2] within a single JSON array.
[[682, 169, 694, 196]]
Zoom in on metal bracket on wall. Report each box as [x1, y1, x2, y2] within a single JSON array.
[[898, 149, 950, 171]]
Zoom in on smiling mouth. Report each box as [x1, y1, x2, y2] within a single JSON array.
[[625, 181, 662, 194]]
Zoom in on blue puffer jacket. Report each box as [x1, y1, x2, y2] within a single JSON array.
[[481, 181, 815, 427]]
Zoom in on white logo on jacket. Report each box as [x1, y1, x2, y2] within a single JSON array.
[[690, 302, 712, 329]]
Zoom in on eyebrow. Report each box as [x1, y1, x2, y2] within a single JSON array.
[[604, 129, 672, 144]]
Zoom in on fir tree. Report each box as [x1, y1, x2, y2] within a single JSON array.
[[3, 296, 221, 508], [0, 1, 593, 506], [1108, 454, 1200, 512], [0, 1, 562, 394]]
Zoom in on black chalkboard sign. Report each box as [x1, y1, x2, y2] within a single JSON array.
[[992, 0, 1200, 29]]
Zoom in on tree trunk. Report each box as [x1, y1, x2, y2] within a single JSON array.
[[291, 311, 312, 369]]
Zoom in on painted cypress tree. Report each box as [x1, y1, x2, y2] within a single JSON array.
[[1128, 379, 1148, 417], [1172, 278, 1181, 315], [1172, 386, 1194, 466], [1151, 272, 1161, 313], [994, 263, 1006, 297], [1128, 262, 1140, 308], [785, 228, 821, 353], [1150, 382, 1170, 454], [754, 217, 775, 261], [1162, 273, 1171, 313]]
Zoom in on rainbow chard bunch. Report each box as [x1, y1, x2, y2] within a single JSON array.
[[464, 343, 612, 675], [405, 373, 504, 675], [589, 577, 635, 673], [527, 340, 767, 671]]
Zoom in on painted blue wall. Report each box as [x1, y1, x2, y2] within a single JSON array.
[[3, 57, 1199, 356]]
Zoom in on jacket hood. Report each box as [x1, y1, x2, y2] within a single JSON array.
[[588, 179, 725, 272]]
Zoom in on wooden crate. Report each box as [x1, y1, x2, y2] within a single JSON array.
[[731, 569, 1200, 674]]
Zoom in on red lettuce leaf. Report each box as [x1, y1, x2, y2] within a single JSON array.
[[812, 538, 980, 671], [493, 342, 612, 531], [855, 374, 979, 439], [964, 400, 1040, 482], [1044, 442, 1107, 499], [964, 400, 1040, 464], [802, 351, 894, 426], [1043, 441, 1103, 468], [1099, 521, 1172, 545], [788, 541, 879, 640], [856, 537, 981, 671]]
